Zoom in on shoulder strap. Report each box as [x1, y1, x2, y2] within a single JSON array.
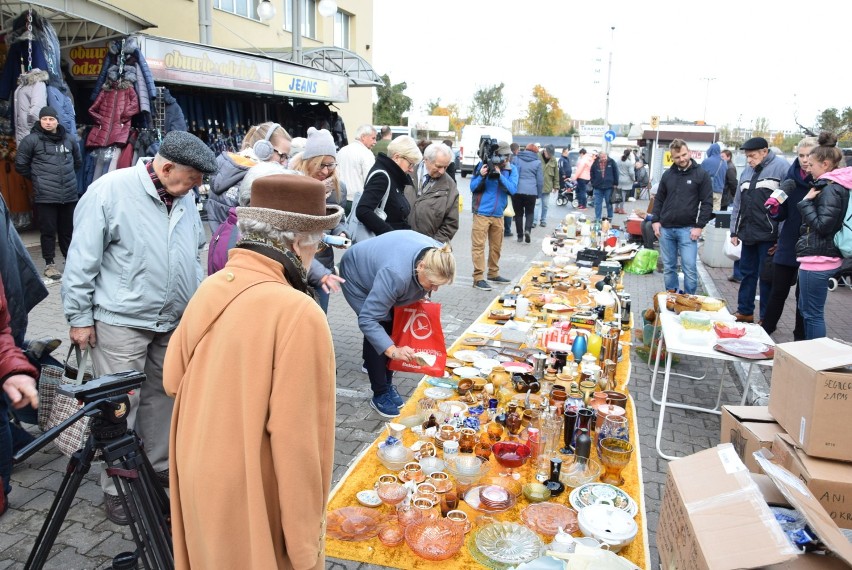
[[366, 169, 393, 211]]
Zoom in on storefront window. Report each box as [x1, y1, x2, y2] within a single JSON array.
[[333, 11, 350, 49], [213, 0, 258, 20], [282, 0, 316, 38]]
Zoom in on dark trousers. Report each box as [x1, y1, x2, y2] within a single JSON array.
[[737, 241, 773, 316], [363, 320, 394, 396], [36, 202, 76, 264], [504, 216, 513, 236], [512, 194, 537, 235], [762, 263, 804, 339]]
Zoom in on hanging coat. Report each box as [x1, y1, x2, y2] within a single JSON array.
[[86, 80, 140, 148], [13, 68, 48, 145]]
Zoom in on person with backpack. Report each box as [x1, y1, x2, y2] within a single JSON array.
[[788, 132, 851, 339]]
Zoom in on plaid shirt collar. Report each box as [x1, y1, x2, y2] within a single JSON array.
[[146, 160, 173, 212]]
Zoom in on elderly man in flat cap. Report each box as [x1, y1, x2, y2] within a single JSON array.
[[61, 130, 216, 525]]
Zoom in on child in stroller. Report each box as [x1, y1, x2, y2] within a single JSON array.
[[555, 179, 577, 207], [828, 257, 852, 291]]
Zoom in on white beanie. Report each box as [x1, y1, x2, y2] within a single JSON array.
[[302, 127, 336, 160]]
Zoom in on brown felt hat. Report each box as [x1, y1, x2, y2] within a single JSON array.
[[236, 174, 342, 233]]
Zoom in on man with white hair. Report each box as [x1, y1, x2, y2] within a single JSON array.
[[404, 143, 460, 243], [337, 124, 377, 212]]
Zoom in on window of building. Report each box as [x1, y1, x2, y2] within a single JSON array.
[[333, 11, 350, 49], [282, 0, 317, 39], [213, 0, 258, 20]]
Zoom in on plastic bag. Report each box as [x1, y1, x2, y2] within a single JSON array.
[[623, 248, 659, 275], [388, 301, 447, 376], [724, 231, 742, 260]]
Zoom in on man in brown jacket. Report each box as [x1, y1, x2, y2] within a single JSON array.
[[405, 142, 460, 243]]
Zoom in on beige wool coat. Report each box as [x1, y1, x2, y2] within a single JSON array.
[[164, 248, 336, 569]]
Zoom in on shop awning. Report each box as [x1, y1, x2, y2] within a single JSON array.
[[0, 0, 154, 48], [267, 47, 383, 87]]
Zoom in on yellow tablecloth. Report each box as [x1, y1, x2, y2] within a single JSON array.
[[326, 267, 651, 569]]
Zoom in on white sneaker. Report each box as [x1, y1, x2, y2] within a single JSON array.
[[627, 197, 636, 202]]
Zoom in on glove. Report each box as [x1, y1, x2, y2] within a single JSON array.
[[764, 197, 781, 216]]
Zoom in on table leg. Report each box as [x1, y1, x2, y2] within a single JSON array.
[[740, 363, 755, 405], [655, 352, 677, 461], [712, 360, 728, 411]]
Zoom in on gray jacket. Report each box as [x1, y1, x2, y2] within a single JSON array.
[[515, 150, 543, 197], [339, 230, 440, 355], [62, 158, 206, 331], [404, 165, 459, 244]]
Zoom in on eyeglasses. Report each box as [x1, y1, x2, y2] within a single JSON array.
[[273, 149, 290, 163], [319, 162, 338, 172], [401, 157, 416, 171]]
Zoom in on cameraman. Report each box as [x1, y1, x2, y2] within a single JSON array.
[[470, 140, 518, 291]]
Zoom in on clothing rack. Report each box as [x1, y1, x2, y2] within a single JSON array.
[[152, 86, 166, 137]]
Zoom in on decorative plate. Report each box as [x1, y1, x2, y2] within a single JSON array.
[[445, 358, 464, 369], [326, 506, 388, 541], [474, 358, 501, 372], [454, 350, 484, 363], [355, 490, 382, 508], [462, 336, 489, 346], [713, 338, 775, 360], [502, 362, 533, 374], [569, 483, 638, 517], [464, 486, 517, 513], [454, 366, 482, 379], [520, 503, 578, 536], [425, 376, 457, 389], [474, 522, 544, 565], [467, 323, 502, 338], [424, 387, 454, 400]]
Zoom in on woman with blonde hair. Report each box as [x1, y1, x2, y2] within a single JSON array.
[[204, 121, 292, 232], [356, 135, 422, 237]]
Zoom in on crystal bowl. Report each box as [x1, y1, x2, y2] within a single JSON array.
[[377, 445, 415, 471], [558, 455, 602, 488], [418, 456, 447, 476], [445, 456, 490, 485], [475, 522, 544, 565], [404, 518, 465, 561]]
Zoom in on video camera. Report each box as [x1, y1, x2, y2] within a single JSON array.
[[477, 136, 507, 179]]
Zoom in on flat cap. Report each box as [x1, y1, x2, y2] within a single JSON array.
[[496, 141, 511, 155], [159, 131, 218, 174], [741, 137, 768, 151]]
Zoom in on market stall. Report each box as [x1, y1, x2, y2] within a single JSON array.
[[325, 262, 651, 569]]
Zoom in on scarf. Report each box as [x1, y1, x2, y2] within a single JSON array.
[[236, 235, 316, 301]]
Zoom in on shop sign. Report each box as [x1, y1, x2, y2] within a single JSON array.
[[66, 44, 109, 79], [273, 64, 348, 102], [141, 37, 273, 93]]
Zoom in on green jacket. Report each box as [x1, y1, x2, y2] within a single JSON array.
[[372, 138, 391, 157], [540, 153, 560, 194]]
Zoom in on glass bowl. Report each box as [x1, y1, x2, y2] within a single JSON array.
[[326, 506, 388, 541], [377, 445, 414, 471], [418, 456, 447, 476], [378, 522, 405, 547], [520, 503, 578, 536], [475, 522, 544, 565], [522, 482, 551, 503], [558, 455, 602, 488], [404, 518, 465, 561], [445, 456, 490, 485]]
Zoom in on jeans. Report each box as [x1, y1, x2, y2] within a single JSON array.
[[659, 227, 699, 294], [576, 179, 589, 207], [512, 194, 537, 235], [363, 320, 394, 395], [316, 288, 330, 313], [732, 260, 743, 280], [736, 242, 773, 316], [797, 267, 835, 339], [36, 202, 76, 264], [593, 188, 613, 220], [761, 263, 804, 339], [534, 192, 550, 224]]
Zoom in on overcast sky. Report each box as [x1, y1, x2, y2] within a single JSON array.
[[371, 0, 848, 133]]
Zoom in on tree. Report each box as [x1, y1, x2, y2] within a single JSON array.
[[752, 117, 770, 138], [427, 99, 467, 136], [771, 132, 784, 148], [814, 107, 852, 140], [525, 84, 566, 136], [373, 74, 411, 126], [469, 83, 506, 125]]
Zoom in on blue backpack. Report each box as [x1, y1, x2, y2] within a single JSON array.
[[208, 208, 240, 274], [834, 191, 852, 258]]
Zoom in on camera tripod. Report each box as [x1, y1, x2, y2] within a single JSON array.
[[14, 372, 173, 570]]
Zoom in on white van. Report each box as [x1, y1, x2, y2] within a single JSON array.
[[459, 125, 513, 177]]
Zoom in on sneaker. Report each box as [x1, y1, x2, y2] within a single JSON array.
[[361, 364, 368, 374], [577, 206, 587, 210], [504, 232, 513, 237], [473, 280, 493, 291], [43, 264, 61, 280], [517, 236, 523, 243], [728, 276, 742, 283], [539, 221, 547, 228], [628, 197, 636, 202], [386, 384, 405, 408], [103, 492, 130, 526], [734, 313, 754, 323], [524, 231, 531, 244], [370, 392, 401, 418], [488, 276, 510, 283]]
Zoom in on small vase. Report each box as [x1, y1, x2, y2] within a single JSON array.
[[578, 380, 596, 406], [488, 365, 511, 390]]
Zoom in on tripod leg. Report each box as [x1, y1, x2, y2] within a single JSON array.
[[26, 438, 98, 570]]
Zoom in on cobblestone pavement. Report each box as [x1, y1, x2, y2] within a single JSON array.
[[6, 188, 849, 569]]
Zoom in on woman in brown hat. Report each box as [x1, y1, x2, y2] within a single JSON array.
[[163, 174, 343, 569]]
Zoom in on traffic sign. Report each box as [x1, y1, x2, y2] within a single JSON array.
[[604, 130, 616, 142], [650, 115, 659, 130]]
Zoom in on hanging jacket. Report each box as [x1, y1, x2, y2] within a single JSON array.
[[13, 68, 48, 145], [91, 36, 156, 103], [46, 84, 78, 144], [86, 79, 140, 148], [15, 123, 81, 204], [162, 88, 188, 133]]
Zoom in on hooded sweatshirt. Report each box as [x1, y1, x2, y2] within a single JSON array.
[[700, 143, 726, 193]]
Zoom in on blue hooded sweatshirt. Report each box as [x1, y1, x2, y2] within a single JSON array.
[[700, 143, 726, 194]]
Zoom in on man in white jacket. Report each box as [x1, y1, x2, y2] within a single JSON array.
[[336, 124, 377, 213]]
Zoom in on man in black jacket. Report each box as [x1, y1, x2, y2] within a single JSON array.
[[720, 149, 738, 210], [651, 139, 713, 294], [589, 151, 619, 221]]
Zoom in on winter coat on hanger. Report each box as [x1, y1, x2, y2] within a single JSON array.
[[13, 68, 48, 145], [46, 84, 77, 144], [91, 36, 155, 103], [162, 88, 187, 133], [86, 79, 140, 148]]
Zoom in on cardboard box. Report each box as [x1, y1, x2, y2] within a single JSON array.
[[771, 433, 852, 530], [657, 443, 852, 569], [768, 338, 852, 462], [720, 405, 785, 473]]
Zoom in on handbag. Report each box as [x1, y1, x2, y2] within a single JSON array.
[[45, 345, 95, 457], [343, 170, 392, 244], [36, 362, 64, 431], [387, 300, 447, 377], [503, 198, 515, 217]]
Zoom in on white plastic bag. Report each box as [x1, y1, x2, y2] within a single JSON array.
[[723, 231, 742, 261]]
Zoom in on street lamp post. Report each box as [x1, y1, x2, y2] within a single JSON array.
[[603, 26, 614, 152], [701, 77, 716, 123]]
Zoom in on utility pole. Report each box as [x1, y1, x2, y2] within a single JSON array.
[[701, 77, 716, 123], [603, 26, 614, 152]]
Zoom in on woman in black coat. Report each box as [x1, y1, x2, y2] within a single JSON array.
[[356, 135, 421, 237]]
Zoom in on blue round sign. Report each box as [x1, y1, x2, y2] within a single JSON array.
[[604, 130, 616, 142]]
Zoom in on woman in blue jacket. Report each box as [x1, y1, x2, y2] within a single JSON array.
[[512, 144, 543, 243]]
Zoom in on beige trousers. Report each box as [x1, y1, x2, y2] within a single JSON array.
[[471, 214, 505, 281]]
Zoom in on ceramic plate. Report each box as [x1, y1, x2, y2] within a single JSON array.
[[474, 358, 501, 372], [454, 366, 481, 379], [461, 336, 489, 346], [502, 362, 533, 374], [569, 483, 638, 517], [425, 376, 457, 389], [464, 486, 518, 513], [713, 338, 775, 360], [445, 358, 464, 369], [356, 490, 382, 508], [424, 387, 454, 400], [454, 350, 483, 363]]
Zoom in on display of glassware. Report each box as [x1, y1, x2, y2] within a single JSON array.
[[598, 437, 634, 486], [597, 415, 629, 457], [404, 518, 465, 561], [475, 522, 544, 565], [559, 454, 602, 488], [492, 441, 531, 479]]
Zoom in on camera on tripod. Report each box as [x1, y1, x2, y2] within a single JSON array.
[[478, 135, 506, 178]]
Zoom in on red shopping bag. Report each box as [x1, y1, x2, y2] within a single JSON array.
[[388, 301, 447, 376]]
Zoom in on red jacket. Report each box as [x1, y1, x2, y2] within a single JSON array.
[[86, 82, 139, 149], [0, 277, 38, 383]]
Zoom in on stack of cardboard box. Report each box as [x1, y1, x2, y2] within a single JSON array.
[[657, 338, 852, 569]]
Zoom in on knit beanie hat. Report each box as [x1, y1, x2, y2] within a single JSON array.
[[39, 106, 58, 119], [302, 127, 336, 160]]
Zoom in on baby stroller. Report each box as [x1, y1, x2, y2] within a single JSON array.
[[555, 179, 577, 207], [828, 257, 852, 292]]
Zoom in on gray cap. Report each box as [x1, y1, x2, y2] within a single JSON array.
[[545, 144, 555, 155], [158, 131, 218, 174], [496, 141, 511, 155], [740, 137, 768, 151]]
